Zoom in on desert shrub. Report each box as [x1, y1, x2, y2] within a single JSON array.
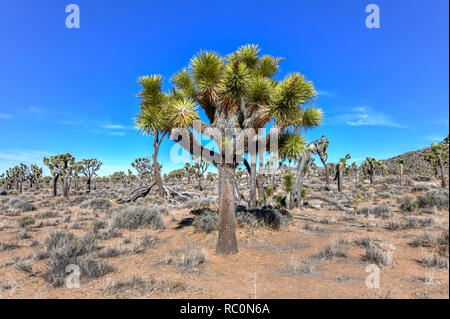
[[161, 242, 207, 271], [91, 220, 107, 231], [80, 198, 112, 211], [35, 211, 60, 219], [359, 205, 391, 219], [185, 198, 216, 209], [363, 242, 394, 266], [419, 252, 449, 269], [264, 186, 274, 198], [14, 261, 33, 273], [280, 257, 315, 276], [410, 232, 437, 247], [236, 206, 293, 229], [77, 256, 115, 278], [405, 217, 434, 229], [17, 216, 35, 228], [399, 197, 417, 212], [192, 210, 218, 234], [416, 191, 449, 210], [0, 242, 19, 251], [43, 231, 112, 287], [113, 206, 164, 230], [313, 240, 348, 261], [70, 196, 88, 205], [6, 198, 35, 212]]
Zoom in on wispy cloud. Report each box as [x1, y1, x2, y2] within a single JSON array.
[[0, 150, 51, 173], [331, 106, 405, 128], [100, 124, 133, 130], [317, 90, 336, 98], [424, 135, 446, 142], [0, 113, 12, 119], [108, 131, 126, 136]]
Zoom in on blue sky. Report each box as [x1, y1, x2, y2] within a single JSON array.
[[0, 0, 448, 176]]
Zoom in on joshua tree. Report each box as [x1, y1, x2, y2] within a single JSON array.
[[135, 76, 172, 197], [136, 44, 322, 254], [29, 164, 43, 189], [183, 163, 195, 184], [7, 164, 28, 193], [312, 135, 330, 189], [424, 136, 449, 188], [362, 157, 382, 185], [111, 171, 126, 185], [80, 159, 102, 192], [335, 154, 351, 192], [131, 157, 153, 185], [193, 158, 209, 190], [351, 162, 359, 189], [282, 173, 294, 208], [44, 153, 75, 197]]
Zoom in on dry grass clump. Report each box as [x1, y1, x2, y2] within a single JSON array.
[[313, 239, 348, 261], [161, 242, 207, 271], [106, 275, 185, 296], [363, 242, 395, 266]]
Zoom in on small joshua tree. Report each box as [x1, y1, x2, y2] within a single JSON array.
[[424, 136, 449, 188], [79, 159, 102, 192], [44, 153, 75, 197], [351, 162, 359, 189], [193, 158, 209, 190], [362, 157, 382, 185], [335, 154, 351, 192], [282, 173, 294, 209], [312, 135, 330, 189]]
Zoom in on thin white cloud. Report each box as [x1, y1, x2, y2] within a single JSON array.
[[332, 106, 405, 128], [28, 106, 45, 113], [108, 131, 126, 136], [317, 90, 336, 98], [0, 113, 12, 119], [424, 136, 446, 142], [0, 150, 52, 173], [100, 124, 133, 130]]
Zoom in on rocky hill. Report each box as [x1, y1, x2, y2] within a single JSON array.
[[381, 146, 449, 177]]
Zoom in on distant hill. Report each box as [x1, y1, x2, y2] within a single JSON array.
[[381, 146, 449, 177]]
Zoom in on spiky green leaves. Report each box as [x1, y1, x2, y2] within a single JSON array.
[[171, 68, 197, 100], [247, 76, 274, 105], [278, 132, 306, 162], [294, 106, 323, 130], [166, 98, 199, 128], [257, 55, 282, 78], [270, 73, 317, 126], [190, 51, 224, 93], [135, 104, 168, 135], [219, 60, 251, 104], [137, 75, 167, 108]]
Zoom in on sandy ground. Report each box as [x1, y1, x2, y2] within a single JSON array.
[[0, 179, 448, 299]]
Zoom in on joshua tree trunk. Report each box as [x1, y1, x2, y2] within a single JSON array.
[[355, 170, 359, 189], [256, 152, 265, 206], [216, 164, 238, 255], [369, 173, 374, 184], [292, 146, 313, 209], [438, 156, 446, 188], [399, 163, 403, 185], [324, 162, 329, 188], [153, 133, 165, 197], [198, 176, 202, 191], [52, 176, 59, 197], [336, 165, 343, 192], [87, 177, 92, 192], [63, 178, 69, 198], [249, 153, 257, 209]]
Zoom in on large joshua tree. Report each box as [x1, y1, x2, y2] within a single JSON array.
[[136, 44, 322, 254], [424, 136, 449, 188]]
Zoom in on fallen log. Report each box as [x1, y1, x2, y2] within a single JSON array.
[[117, 181, 157, 204], [305, 195, 351, 212]]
